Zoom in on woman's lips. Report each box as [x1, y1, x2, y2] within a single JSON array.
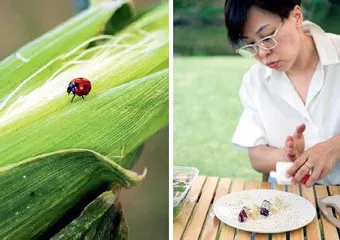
[[266, 61, 280, 69]]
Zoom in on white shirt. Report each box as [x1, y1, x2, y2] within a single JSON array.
[[232, 21, 340, 185]]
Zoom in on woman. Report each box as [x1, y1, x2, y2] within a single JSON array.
[[225, 0, 340, 186]]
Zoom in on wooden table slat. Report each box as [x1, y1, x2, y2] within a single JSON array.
[[272, 185, 286, 240], [315, 185, 339, 240], [236, 181, 259, 240], [183, 176, 219, 240], [287, 185, 304, 240], [232, 179, 246, 192], [300, 185, 321, 240], [219, 179, 245, 240], [245, 180, 259, 189], [260, 182, 271, 189], [200, 178, 232, 240], [174, 175, 206, 240]]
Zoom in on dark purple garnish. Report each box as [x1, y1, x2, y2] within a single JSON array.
[[238, 207, 249, 222], [260, 207, 269, 217]]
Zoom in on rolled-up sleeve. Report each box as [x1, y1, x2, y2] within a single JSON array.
[[232, 73, 268, 152]]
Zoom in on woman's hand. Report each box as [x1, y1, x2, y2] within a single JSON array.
[[285, 124, 306, 161], [286, 136, 340, 187]]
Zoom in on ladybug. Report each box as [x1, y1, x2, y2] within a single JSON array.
[[67, 77, 92, 102]]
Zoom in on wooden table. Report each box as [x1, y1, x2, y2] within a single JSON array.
[[174, 176, 340, 240]]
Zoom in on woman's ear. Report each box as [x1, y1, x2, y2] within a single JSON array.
[[292, 5, 303, 27]]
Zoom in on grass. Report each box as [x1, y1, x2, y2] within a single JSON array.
[[174, 56, 262, 180]]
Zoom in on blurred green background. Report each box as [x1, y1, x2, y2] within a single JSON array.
[[174, 0, 340, 56], [0, 0, 168, 239], [174, 0, 340, 180]]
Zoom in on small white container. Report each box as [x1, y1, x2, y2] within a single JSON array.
[[270, 162, 294, 185]]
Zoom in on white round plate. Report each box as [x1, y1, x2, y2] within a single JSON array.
[[213, 189, 315, 233]]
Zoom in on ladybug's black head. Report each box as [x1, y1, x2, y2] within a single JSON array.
[[66, 86, 72, 95], [67, 82, 75, 95]]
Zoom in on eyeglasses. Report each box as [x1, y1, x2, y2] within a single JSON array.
[[236, 22, 282, 58]]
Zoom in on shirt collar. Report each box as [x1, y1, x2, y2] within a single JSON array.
[[303, 20, 340, 66], [264, 20, 340, 81]]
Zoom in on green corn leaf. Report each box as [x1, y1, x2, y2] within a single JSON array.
[[0, 69, 169, 168], [51, 191, 128, 240], [0, 149, 145, 239], [0, 0, 134, 109]]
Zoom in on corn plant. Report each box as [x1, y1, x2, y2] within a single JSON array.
[[0, 1, 168, 238]]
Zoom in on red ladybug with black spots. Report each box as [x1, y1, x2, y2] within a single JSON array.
[[67, 77, 92, 102]]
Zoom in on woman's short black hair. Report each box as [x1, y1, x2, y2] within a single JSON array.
[[224, 0, 301, 46]]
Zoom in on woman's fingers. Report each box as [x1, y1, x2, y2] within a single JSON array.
[[285, 136, 295, 160], [292, 163, 310, 184], [286, 154, 296, 161], [286, 145, 295, 155], [305, 165, 322, 187], [286, 135, 294, 144], [286, 151, 308, 177], [294, 123, 306, 138]]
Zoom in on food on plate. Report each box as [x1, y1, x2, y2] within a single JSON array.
[[248, 204, 260, 219], [238, 196, 283, 222], [271, 196, 283, 213], [238, 207, 249, 222], [260, 200, 270, 216]]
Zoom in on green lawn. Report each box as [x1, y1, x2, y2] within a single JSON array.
[[174, 56, 262, 180]]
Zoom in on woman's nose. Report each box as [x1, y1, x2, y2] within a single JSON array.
[[257, 47, 271, 58]]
